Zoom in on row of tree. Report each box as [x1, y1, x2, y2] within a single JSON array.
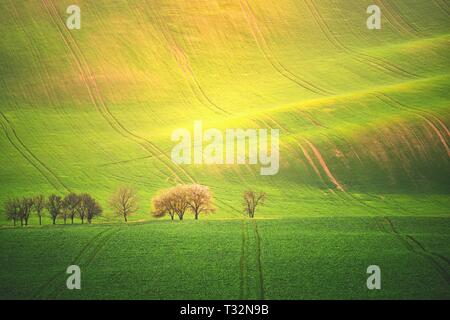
[[152, 184, 215, 220], [4, 193, 102, 226], [151, 184, 267, 220], [4, 184, 266, 226]]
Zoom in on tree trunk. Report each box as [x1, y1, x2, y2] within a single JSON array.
[[170, 215, 174, 221], [81, 217, 84, 224], [39, 216, 42, 226], [52, 217, 56, 225], [13, 219, 16, 227], [124, 215, 128, 223], [195, 212, 199, 220], [71, 216, 74, 224], [64, 216, 67, 224]]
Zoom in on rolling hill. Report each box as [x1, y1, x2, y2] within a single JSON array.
[[0, 0, 449, 299]]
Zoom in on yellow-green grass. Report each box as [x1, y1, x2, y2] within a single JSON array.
[[0, 0, 449, 299]]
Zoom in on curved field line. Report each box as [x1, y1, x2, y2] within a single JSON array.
[[297, 142, 327, 185], [405, 235, 450, 266], [383, 216, 450, 284], [342, 190, 450, 284], [365, 193, 450, 267], [433, 0, 450, 16], [239, 0, 333, 96], [373, 0, 420, 37], [9, 0, 63, 116], [239, 219, 248, 299], [303, 138, 345, 192], [140, 0, 230, 116], [251, 219, 265, 300], [32, 227, 113, 299], [377, 93, 450, 137], [304, 0, 417, 79], [374, 93, 450, 157], [285, 99, 450, 283], [0, 112, 69, 193], [292, 113, 449, 283], [47, 227, 121, 299], [41, 0, 195, 185]]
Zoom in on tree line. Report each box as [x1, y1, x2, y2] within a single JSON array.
[[4, 193, 102, 226], [151, 185, 266, 220], [4, 184, 266, 226]]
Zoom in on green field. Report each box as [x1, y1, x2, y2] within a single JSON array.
[[0, 0, 449, 299]]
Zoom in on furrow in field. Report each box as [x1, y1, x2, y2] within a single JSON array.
[[239, 0, 333, 96], [433, 0, 450, 16], [379, 94, 450, 137], [41, 0, 195, 184], [50, 227, 121, 299], [297, 142, 327, 186], [334, 187, 450, 285], [142, 1, 230, 116], [9, 1, 63, 117], [303, 138, 345, 192], [0, 111, 69, 193], [383, 216, 450, 284], [32, 227, 114, 299], [304, 0, 417, 79], [364, 193, 450, 267], [251, 219, 265, 300], [405, 235, 450, 266], [373, 0, 420, 37], [374, 93, 450, 157], [239, 219, 248, 299]]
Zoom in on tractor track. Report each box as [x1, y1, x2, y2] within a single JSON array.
[[433, 0, 450, 16], [293, 118, 450, 285], [32, 227, 115, 299], [239, 219, 249, 299], [339, 188, 450, 285], [41, 0, 195, 185], [50, 227, 121, 299], [383, 215, 450, 284], [373, 93, 450, 156], [374, 0, 421, 38], [239, 0, 333, 96], [142, 0, 230, 116], [251, 219, 265, 300], [0, 111, 69, 193], [304, 0, 418, 79]]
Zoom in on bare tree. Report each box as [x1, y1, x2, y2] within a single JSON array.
[[84, 195, 102, 224], [63, 193, 80, 224], [47, 194, 63, 225], [5, 198, 20, 227], [33, 195, 46, 226], [152, 190, 176, 220], [186, 184, 215, 220], [109, 186, 138, 222], [171, 185, 190, 220], [243, 191, 266, 218], [19, 197, 34, 226], [77, 193, 88, 224]]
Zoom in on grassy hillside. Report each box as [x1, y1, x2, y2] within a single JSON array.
[[0, 0, 449, 299]]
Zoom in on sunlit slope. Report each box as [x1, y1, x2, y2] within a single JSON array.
[[0, 0, 449, 217]]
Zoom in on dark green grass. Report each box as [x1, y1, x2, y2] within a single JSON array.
[[1, 215, 448, 300]]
